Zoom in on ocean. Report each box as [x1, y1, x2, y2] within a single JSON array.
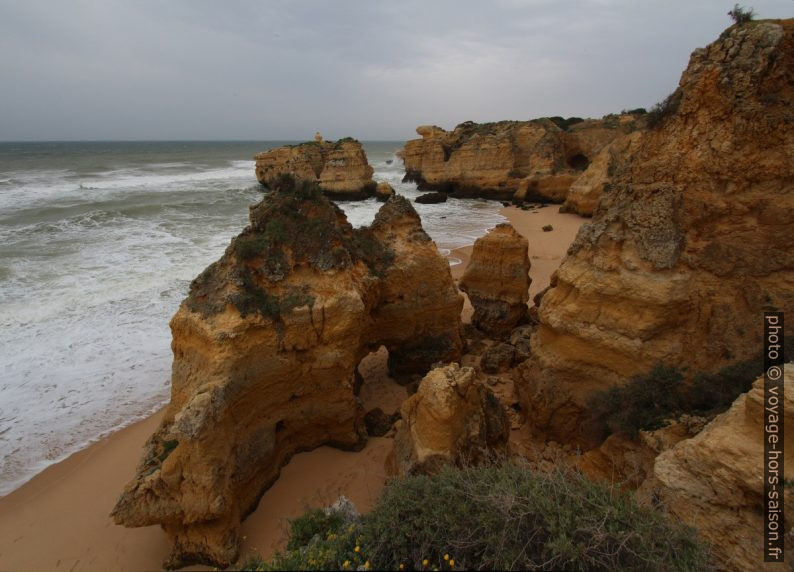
[[0, 141, 505, 495]]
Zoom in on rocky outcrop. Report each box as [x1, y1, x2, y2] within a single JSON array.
[[653, 369, 793, 570], [560, 132, 642, 216], [255, 137, 376, 199], [459, 223, 530, 336], [386, 363, 509, 476], [375, 181, 395, 202], [415, 191, 447, 204], [517, 20, 794, 448], [111, 177, 463, 568], [401, 115, 641, 202]]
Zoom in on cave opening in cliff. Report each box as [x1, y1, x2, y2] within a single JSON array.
[[567, 153, 590, 171], [356, 346, 406, 420]]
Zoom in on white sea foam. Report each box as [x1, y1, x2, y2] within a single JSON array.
[[0, 142, 505, 495]]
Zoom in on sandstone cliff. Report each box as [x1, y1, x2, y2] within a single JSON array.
[[255, 137, 376, 199], [517, 20, 794, 448], [401, 115, 641, 202], [653, 368, 793, 570], [386, 363, 508, 476], [111, 177, 462, 568], [459, 223, 530, 336], [560, 132, 642, 216]]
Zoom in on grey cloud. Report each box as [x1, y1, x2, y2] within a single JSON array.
[[0, 0, 791, 140]]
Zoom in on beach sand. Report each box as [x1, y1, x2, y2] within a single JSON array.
[[0, 204, 585, 571]]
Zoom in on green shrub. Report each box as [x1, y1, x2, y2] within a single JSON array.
[[285, 508, 346, 552], [549, 116, 585, 131], [590, 355, 773, 437], [590, 365, 688, 435], [646, 90, 682, 129], [728, 4, 755, 25], [251, 462, 708, 571]]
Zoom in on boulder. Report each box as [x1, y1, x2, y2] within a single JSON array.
[[386, 363, 509, 476], [480, 343, 516, 373], [364, 408, 395, 437], [111, 177, 463, 568], [459, 223, 530, 336], [517, 20, 794, 449], [375, 181, 395, 202], [415, 191, 447, 204]]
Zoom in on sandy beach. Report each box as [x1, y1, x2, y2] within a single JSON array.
[[0, 204, 585, 571]]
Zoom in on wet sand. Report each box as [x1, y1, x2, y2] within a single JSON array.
[[0, 204, 586, 571]]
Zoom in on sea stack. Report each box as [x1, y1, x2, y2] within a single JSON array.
[[111, 176, 463, 568], [254, 137, 376, 199]]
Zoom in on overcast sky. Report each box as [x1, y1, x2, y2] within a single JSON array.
[[0, 0, 791, 141]]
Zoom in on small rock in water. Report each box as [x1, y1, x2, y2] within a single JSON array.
[[415, 191, 448, 204], [542, 224, 553, 232]]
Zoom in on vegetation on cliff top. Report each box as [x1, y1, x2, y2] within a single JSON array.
[[185, 174, 394, 319], [242, 462, 707, 571]]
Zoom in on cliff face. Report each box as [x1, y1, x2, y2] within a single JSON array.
[[401, 116, 640, 202], [255, 137, 376, 199], [111, 178, 462, 568], [653, 369, 793, 570], [560, 132, 642, 216], [459, 223, 530, 336], [517, 20, 794, 448]]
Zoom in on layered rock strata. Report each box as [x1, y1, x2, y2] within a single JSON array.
[[459, 223, 530, 336], [653, 369, 793, 570], [255, 137, 376, 199], [387, 363, 509, 476], [111, 177, 463, 568], [517, 20, 794, 448], [401, 115, 641, 202]]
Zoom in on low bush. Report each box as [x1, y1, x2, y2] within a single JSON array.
[[245, 462, 708, 571], [590, 365, 688, 435], [646, 90, 682, 129], [589, 355, 776, 437], [728, 4, 755, 25]]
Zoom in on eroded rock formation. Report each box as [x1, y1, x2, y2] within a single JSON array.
[[255, 137, 376, 199], [460, 223, 530, 336], [652, 369, 793, 570], [517, 20, 794, 448], [111, 177, 462, 568], [386, 363, 509, 476], [401, 116, 641, 202], [560, 132, 642, 216]]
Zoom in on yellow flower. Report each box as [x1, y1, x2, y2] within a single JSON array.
[[444, 554, 450, 561], [449, 559, 455, 567], [423, 559, 429, 567], [364, 561, 370, 569], [399, 565, 405, 570], [343, 560, 350, 568], [354, 545, 361, 553]]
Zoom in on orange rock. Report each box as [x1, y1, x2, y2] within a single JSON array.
[[517, 20, 794, 449], [653, 369, 793, 570], [459, 223, 530, 336], [111, 178, 462, 567], [254, 137, 375, 199], [401, 117, 640, 202], [386, 363, 509, 476]]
